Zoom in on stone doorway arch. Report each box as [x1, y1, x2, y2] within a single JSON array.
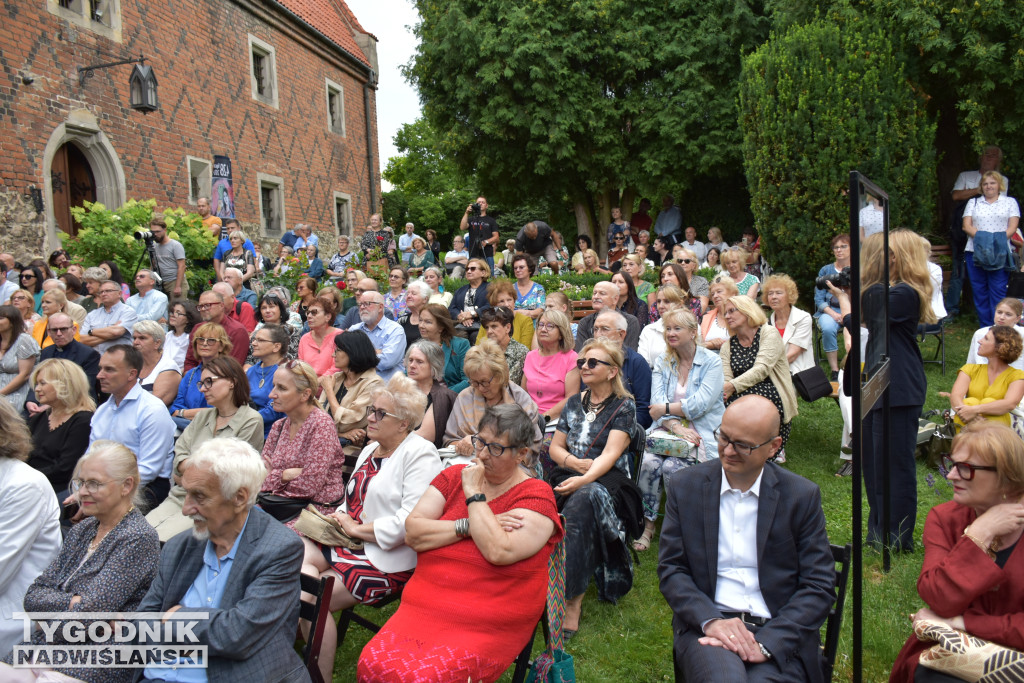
[[42, 109, 126, 249]]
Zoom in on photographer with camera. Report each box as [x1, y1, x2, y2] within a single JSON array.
[[145, 218, 187, 301], [813, 234, 851, 380], [460, 195, 500, 273]]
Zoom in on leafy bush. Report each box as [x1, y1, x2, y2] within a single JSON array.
[[63, 199, 218, 293], [738, 19, 937, 288]]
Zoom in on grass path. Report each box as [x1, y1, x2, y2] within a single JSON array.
[[330, 320, 974, 682]]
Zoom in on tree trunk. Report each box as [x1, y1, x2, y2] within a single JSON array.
[[572, 196, 595, 252], [597, 187, 615, 257], [621, 187, 637, 221]]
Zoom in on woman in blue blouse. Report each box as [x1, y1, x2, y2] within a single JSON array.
[[305, 243, 325, 282], [637, 308, 725, 551], [169, 322, 230, 430], [511, 253, 546, 322], [418, 304, 469, 393], [245, 323, 288, 437]]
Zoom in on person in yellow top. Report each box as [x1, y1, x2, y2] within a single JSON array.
[[197, 196, 222, 239], [951, 325, 1024, 428], [31, 289, 80, 348]]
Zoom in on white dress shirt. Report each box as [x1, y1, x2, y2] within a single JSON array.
[[713, 469, 772, 620], [90, 382, 175, 484]]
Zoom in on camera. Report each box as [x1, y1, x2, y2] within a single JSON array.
[[469, 202, 481, 216], [815, 267, 851, 290], [133, 230, 154, 242]]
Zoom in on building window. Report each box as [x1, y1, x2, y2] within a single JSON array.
[[49, 0, 121, 41], [257, 174, 285, 235], [186, 157, 211, 205], [326, 79, 345, 136], [333, 192, 352, 236], [247, 35, 278, 108]]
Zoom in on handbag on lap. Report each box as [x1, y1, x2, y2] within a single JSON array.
[[914, 618, 1024, 682]]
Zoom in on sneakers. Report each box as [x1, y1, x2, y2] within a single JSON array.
[[835, 461, 853, 477]]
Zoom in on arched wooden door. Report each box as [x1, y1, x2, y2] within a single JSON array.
[[51, 143, 96, 237]]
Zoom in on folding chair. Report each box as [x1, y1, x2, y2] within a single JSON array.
[[335, 591, 402, 650], [299, 573, 335, 683], [917, 323, 946, 375]]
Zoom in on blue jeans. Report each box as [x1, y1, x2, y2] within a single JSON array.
[[815, 312, 840, 353], [965, 251, 1009, 327]]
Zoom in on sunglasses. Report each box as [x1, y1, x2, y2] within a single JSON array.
[[681, 259, 693, 264], [20, 274, 36, 280], [576, 357, 614, 370], [942, 455, 998, 481]]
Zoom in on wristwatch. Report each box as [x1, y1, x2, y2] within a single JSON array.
[[466, 493, 487, 507], [757, 642, 772, 660]]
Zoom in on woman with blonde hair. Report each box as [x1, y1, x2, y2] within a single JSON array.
[[828, 228, 934, 551], [720, 294, 798, 454], [706, 226, 729, 252], [637, 308, 725, 551], [170, 322, 231, 429], [547, 337, 641, 635], [963, 170, 1020, 327], [575, 248, 609, 275], [32, 288, 79, 348], [700, 276, 739, 352], [444, 339, 543, 457], [26, 358, 95, 493], [721, 248, 759, 298], [763, 273, 815, 374], [638, 285, 687, 368], [622, 253, 655, 301]]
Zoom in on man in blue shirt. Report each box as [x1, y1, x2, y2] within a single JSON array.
[[80, 281, 139, 353], [137, 438, 307, 683], [127, 269, 169, 324], [349, 290, 406, 380], [91, 344, 174, 505]]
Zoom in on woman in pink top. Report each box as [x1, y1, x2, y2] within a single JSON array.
[[297, 297, 343, 377], [522, 309, 579, 475]]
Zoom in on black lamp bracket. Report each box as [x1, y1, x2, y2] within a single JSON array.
[[78, 55, 146, 87]]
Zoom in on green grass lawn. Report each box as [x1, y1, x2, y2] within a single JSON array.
[[329, 320, 974, 682]]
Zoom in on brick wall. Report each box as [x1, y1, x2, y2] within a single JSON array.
[[0, 0, 379, 260]]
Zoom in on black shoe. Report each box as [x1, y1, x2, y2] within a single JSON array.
[[830, 371, 839, 382], [835, 461, 853, 477]]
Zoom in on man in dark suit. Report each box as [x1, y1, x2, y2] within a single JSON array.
[[24, 313, 100, 414], [658, 395, 834, 682], [136, 438, 309, 683]]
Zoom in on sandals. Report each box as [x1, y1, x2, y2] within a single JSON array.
[[632, 527, 655, 552]]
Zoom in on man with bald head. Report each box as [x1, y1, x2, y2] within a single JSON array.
[[659, 395, 834, 682], [182, 289, 250, 370], [126, 269, 168, 324], [349, 289, 406, 379], [339, 278, 397, 329], [575, 280, 641, 352]]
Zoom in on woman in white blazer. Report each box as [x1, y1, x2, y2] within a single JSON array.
[[0, 401, 61, 655], [298, 374, 442, 682], [764, 274, 815, 375]]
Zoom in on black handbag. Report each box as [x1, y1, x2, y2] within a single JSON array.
[[1007, 271, 1024, 299], [792, 366, 833, 402], [256, 493, 311, 523]]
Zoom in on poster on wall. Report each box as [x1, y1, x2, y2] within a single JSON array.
[[212, 155, 235, 219]]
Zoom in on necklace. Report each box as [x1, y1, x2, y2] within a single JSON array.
[[583, 389, 613, 422], [89, 505, 134, 553], [256, 361, 271, 388]]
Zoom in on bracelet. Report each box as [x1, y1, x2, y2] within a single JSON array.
[[454, 518, 471, 538], [665, 402, 671, 416], [963, 527, 996, 559]]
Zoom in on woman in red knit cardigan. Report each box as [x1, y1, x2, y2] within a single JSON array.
[[890, 421, 1024, 682]]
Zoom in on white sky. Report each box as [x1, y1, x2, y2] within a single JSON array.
[[346, 0, 422, 191]]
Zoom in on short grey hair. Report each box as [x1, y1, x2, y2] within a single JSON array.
[[478, 404, 539, 469], [132, 320, 166, 347], [43, 278, 67, 292], [406, 279, 432, 299], [223, 267, 243, 280], [424, 266, 445, 282], [370, 373, 429, 430], [83, 267, 108, 283], [596, 308, 628, 332], [406, 339, 445, 382], [136, 269, 155, 281], [185, 438, 267, 507]]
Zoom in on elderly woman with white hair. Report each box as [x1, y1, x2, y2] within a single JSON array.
[[406, 339, 458, 448], [299, 374, 442, 681], [133, 320, 181, 406], [397, 279, 432, 347], [1, 440, 159, 683]]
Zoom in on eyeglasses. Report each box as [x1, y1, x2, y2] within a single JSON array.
[[713, 428, 777, 457], [47, 326, 73, 334], [198, 376, 225, 390], [358, 301, 382, 309], [251, 337, 274, 344], [20, 274, 36, 280], [169, 310, 184, 317], [576, 357, 614, 370], [196, 303, 221, 311], [614, 236, 625, 241], [469, 376, 494, 390], [70, 478, 119, 495], [681, 259, 693, 264], [365, 405, 401, 421], [471, 435, 516, 458], [942, 455, 998, 481], [99, 288, 121, 295], [195, 337, 221, 346], [536, 322, 558, 331], [466, 267, 479, 272]]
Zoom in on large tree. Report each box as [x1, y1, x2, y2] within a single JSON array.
[[405, 0, 770, 251], [738, 19, 936, 287]]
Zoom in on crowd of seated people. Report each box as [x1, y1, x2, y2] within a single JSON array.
[[0, 209, 873, 682]]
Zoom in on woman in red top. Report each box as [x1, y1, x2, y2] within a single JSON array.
[[890, 421, 1024, 682], [358, 404, 563, 683]]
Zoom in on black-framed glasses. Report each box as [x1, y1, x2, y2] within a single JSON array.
[[469, 376, 494, 390], [681, 259, 693, 264], [198, 376, 225, 390], [713, 428, 777, 457], [614, 235, 625, 241], [20, 274, 36, 280], [576, 357, 614, 370], [196, 303, 221, 311], [365, 405, 401, 422], [942, 455, 998, 481], [471, 435, 516, 458]]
